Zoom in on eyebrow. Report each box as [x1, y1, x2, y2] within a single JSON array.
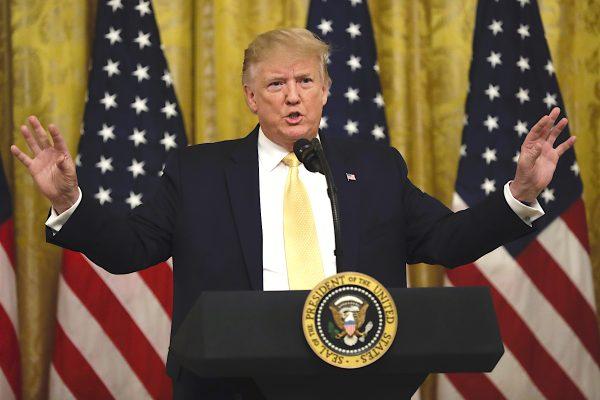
[[265, 72, 313, 81]]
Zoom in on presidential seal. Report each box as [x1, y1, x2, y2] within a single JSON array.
[[302, 272, 397, 369]]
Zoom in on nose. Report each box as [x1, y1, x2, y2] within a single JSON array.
[[285, 83, 300, 105]]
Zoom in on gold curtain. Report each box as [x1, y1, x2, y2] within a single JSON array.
[[1, 0, 598, 399]]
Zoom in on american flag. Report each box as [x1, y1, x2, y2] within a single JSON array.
[[0, 156, 20, 399], [49, 0, 186, 398], [307, 0, 388, 144], [440, 0, 600, 398]]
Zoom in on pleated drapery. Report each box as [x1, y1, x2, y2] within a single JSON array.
[[1, 1, 599, 398]]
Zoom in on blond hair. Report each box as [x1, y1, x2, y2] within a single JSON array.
[[242, 28, 331, 86]]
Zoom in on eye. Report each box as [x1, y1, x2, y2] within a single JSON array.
[[269, 81, 283, 88], [302, 77, 313, 84]]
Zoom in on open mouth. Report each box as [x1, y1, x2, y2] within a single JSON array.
[[285, 112, 303, 124]]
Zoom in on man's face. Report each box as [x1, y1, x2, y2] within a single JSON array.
[[243, 53, 329, 150]]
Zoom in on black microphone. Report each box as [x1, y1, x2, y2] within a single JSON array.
[[293, 139, 322, 174], [293, 138, 343, 269]]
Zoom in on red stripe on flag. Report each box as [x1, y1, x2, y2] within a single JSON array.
[[516, 240, 600, 366], [0, 219, 15, 266], [0, 305, 20, 399], [53, 323, 114, 400], [444, 372, 505, 400], [62, 251, 171, 399], [561, 199, 590, 252], [138, 263, 173, 318], [447, 264, 586, 400]]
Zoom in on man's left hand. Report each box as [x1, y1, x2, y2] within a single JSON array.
[[510, 107, 575, 203]]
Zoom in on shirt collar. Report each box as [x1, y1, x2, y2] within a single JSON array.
[[257, 126, 321, 172], [258, 127, 289, 172]]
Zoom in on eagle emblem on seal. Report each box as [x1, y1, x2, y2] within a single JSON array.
[[329, 295, 374, 346]]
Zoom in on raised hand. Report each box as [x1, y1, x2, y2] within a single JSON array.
[[10, 116, 79, 214], [510, 107, 576, 203]]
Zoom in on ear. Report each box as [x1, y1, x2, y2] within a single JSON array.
[[321, 79, 330, 106], [243, 85, 258, 114]]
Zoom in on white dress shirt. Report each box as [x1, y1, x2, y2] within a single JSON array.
[[46, 127, 545, 290]]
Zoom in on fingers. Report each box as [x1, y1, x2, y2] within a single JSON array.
[[542, 107, 561, 141], [547, 117, 568, 145], [56, 154, 70, 172], [48, 124, 68, 152], [526, 107, 562, 143], [28, 115, 51, 149], [20, 124, 42, 155], [10, 144, 33, 168], [528, 115, 551, 141], [556, 136, 576, 157]]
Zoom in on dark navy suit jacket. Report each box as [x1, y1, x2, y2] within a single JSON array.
[[48, 126, 532, 399]]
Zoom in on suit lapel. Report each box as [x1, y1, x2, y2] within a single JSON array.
[[321, 137, 360, 272], [226, 127, 263, 290]]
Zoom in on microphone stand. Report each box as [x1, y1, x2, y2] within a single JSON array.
[[310, 138, 344, 270]]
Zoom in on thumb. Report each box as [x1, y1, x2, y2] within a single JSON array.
[[520, 142, 542, 169], [56, 154, 71, 172]]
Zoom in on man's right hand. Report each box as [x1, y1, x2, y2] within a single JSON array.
[[10, 116, 79, 214]]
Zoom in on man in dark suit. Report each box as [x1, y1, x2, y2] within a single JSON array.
[[11, 28, 574, 399]]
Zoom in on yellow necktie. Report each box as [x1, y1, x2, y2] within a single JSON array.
[[282, 153, 325, 290]]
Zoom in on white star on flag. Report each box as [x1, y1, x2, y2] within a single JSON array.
[[95, 155, 114, 174], [459, 144, 467, 157], [349, 0, 362, 6], [570, 161, 580, 176], [487, 51, 502, 68], [371, 124, 385, 140], [517, 24, 530, 39], [135, 0, 152, 17], [373, 93, 384, 108], [103, 59, 120, 77], [483, 115, 499, 132], [545, 60, 555, 76], [344, 119, 359, 136], [160, 132, 178, 151], [543, 92, 558, 109], [516, 56, 530, 72], [517, 0, 531, 7], [127, 159, 146, 178], [130, 96, 149, 115], [485, 84, 501, 101], [105, 27, 122, 45], [94, 186, 113, 205], [488, 19, 503, 35], [128, 128, 147, 147], [161, 101, 178, 119], [125, 191, 143, 209], [346, 23, 361, 39], [515, 87, 530, 104], [540, 187, 555, 203], [481, 147, 498, 164], [514, 120, 529, 137], [480, 178, 496, 195], [346, 55, 362, 71], [98, 124, 116, 142], [161, 70, 173, 87], [317, 19, 333, 36], [107, 0, 123, 12], [344, 87, 360, 104], [319, 116, 328, 129], [513, 151, 520, 163], [100, 92, 118, 110], [134, 31, 152, 49], [132, 64, 150, 82]]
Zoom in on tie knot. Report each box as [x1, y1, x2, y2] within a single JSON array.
[[282, 152, 300, 167]]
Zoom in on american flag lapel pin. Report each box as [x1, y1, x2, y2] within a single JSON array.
[[346, 172, 356, 182]]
